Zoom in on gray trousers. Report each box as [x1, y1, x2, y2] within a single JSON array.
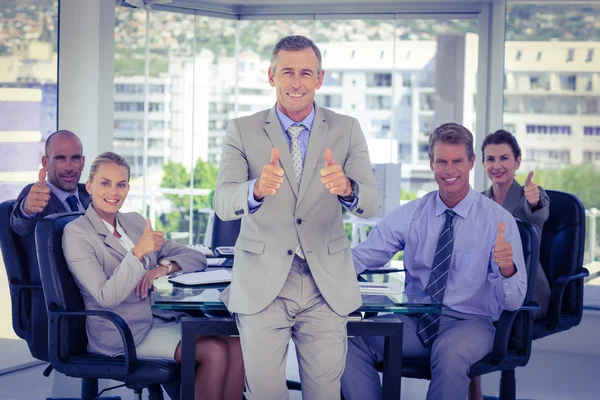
[[236, 256, 348, 400], [341, 311, 495, 400]]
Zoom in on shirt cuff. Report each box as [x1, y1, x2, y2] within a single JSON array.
[[247, 179, 264, 213], [19, 199, 37, 219], [338, 196, 358, 211]]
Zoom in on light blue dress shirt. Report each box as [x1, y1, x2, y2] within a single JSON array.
[[19, 180, 84, 218], [352, 188, 527, 321], [247, 104, 357, 212]]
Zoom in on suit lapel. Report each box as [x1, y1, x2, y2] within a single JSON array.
[[298, 107, 329, 205], [502, 179, 523, 215], [264, 106, 299, 197], [86, 206, 128, 258], [49, 192, 67, 213]]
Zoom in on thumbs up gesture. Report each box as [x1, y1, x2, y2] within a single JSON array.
[[23, 168, 52, 215], [494, 222, 516, 277], [253, 148, 285, 200], [320, 149, 352, 196], [132, 219, 165, 261], [523, 171, 540, 209]]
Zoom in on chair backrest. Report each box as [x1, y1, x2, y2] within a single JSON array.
[[35, 212, 87, 362], [508, 219, 539, 355], [0, 200, 31, 341], [211, 213, 241, 249], [539, 190, 586, 325]]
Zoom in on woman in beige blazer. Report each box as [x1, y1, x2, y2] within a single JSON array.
[[62, 152, 244, 400], [470, 130, 551, 400]]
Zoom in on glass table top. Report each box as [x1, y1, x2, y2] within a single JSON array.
[[152, 269, 440, 314]]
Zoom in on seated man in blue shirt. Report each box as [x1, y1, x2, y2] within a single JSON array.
[[341, 122, 527, 400]]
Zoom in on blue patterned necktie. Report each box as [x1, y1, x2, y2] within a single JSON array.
[[66, 195, 79, 212], [287, 124, 305, 259], [418, 209, 456, 346]]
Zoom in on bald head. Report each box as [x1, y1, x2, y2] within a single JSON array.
[[42, 130, 85, 193]]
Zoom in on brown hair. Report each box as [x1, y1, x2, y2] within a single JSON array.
[[428, 123, 475, 162]]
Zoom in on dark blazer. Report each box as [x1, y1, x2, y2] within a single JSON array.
[[62, 205, 206, 357], [482, 179, 551, 317]]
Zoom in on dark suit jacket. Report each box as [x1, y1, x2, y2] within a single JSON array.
[[7, 182, 90, 360], [482, 179, 551, 317]]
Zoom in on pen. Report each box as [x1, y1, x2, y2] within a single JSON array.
[[168, 271, 184, 279]]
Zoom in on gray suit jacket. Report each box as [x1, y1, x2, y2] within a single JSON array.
[[62, 206, 206, 357], [213, 105, 381, 316], [482, 179, 551, 317]]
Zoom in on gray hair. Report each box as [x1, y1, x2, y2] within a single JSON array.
[[428, 123, 475, 162], [270, 35, 323, 75], [45, 130, 82, 157], [89, 152, 131, 182]]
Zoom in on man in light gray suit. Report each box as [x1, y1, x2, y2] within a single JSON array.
[[213, 35, 381, 399]]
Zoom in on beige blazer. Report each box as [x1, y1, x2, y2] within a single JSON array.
[[62, 206, 206, 357], [213, 105, 381, 316]]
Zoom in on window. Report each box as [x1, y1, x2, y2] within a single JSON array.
[[559, 74, 577, 91], [323, 71, 343, 86], [315, 94, 342, 108], [366, 95, 392, 110], [530, 74, 550, 91], [367, 73, 392, 87], [0, 0, 58, 203]]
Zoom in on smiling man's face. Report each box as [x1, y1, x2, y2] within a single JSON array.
[[268, 48, 324, 122]]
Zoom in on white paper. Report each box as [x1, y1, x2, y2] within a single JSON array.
[[169, 269, 232, 285], [207, 258, 226, 266]]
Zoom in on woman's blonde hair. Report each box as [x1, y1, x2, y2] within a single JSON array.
[[88, 151, 131, 182]]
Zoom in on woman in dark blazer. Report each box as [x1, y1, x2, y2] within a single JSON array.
[[62, 152, 244, 400], [470, 130, 551, 400]]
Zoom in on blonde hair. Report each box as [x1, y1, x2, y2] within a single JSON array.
[[89, 152, 131, 182]]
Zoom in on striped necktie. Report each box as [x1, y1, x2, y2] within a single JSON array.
[[417, 209, 456, 346]]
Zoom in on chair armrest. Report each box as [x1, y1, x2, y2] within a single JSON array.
[[547, 268, 589, 331], [48, 308, 137, 375], [490, 301, 538, 364]]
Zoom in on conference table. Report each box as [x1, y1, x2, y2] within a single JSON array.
[[152, 269, 439, 400]]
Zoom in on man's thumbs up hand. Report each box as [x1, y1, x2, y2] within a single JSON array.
[[523, 171, 540, 209], [23, 168, 51, 215], [254, 148, 285, 201], [320, 149, 352, 197], [493, 221, 516, 277]]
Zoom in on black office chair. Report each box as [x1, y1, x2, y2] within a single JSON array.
[[35, 212, 180, 400], [0, 199, 51, 362], [211, 212, 241, 249], [396, 219, 540, 400], [533, 190, 589, 339]]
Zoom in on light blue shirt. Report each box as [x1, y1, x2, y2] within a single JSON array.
[[19, 180, 84, 218], [352, 188, 527, 321], [247, 104, 357, 212]]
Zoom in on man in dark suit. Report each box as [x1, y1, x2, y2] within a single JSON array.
[[9, 129, 90, 361], [11, 130, 90, 236]]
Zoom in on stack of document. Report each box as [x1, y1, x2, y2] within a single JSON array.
[[359, 282, 398, 295]]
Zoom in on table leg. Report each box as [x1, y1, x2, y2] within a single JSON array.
[[181, 320, 196, 400], [381, 322, 403, 400]]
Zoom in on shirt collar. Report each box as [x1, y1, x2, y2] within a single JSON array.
[[46, 180, 80, 204], [275, 103, 315, 134], [101, 217, 126, 237], [434, 187, 476, 219]]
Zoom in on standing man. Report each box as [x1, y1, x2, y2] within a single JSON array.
[[341, 123, 527, 400], [9, 129, 89, 361], [213, 35, 381, 399]]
